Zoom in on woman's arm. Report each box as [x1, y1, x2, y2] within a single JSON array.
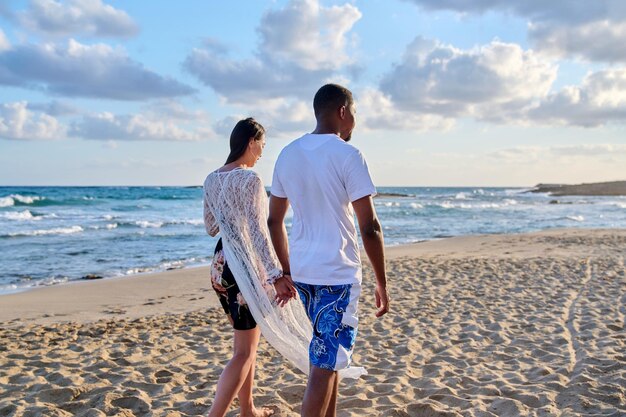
[[203, 191, 219, 237], [244, 174, 283, 283]]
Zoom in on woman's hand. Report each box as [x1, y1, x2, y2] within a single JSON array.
[[274, 274, 297, 307]]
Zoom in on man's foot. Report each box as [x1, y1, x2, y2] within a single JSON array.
[[239, 406, 274, 417]]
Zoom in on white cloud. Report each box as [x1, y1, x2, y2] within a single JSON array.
[[0, 29, 10, 52], [528, 69, 626, 127], [213, 98, 314, 139], [404, 0, 620, 24], [488, 144, 626, 163], [404, 0, 626, 62], [259, 0, 361, 71], [357, 88, 455, 132], [380, 37, 557, 119], [184, 49, 329, 103], [0, 101, 65, 140], [27, 100, 79, 116], [184, 0, 360, 104], [0, 39, 195, 100], [529, 20, 626, 62], [70, 106, 214, 142], [18, 0, 138, 38]]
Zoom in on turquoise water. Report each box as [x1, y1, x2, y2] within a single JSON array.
[[1, 186, 625, 294]]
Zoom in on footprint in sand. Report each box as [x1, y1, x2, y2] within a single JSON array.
[[154, 369, 174, 384], [111, 396, 151, 414], [102, 308, 126, 315]]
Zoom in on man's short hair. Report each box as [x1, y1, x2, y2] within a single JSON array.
[[313, 84, 354, 118]]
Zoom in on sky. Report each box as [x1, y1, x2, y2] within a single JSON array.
[[0, 0, 625, 187]]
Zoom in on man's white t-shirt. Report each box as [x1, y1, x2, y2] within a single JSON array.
[[271, 133, 377, 285]]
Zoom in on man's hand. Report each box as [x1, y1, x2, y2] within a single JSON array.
[[375, 284, 389, 317], [274, 274, 297, 307]]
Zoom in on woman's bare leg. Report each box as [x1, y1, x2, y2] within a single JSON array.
[[207, 327, 261, 417], [238, 357, 274, 417]]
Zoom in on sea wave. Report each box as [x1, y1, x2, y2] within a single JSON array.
[[90, 223, 119, 230], [0, 194, 46, 207], [565, 215, 585, 222], [0, 210, 41, 220], [435, 200, 519, 210], [114, 219, 203, 229], [135, 220, 164, 228], [4, 225, 84, 238]]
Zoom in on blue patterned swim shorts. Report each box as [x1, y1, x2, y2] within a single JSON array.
[[294, 282, 361, 371]]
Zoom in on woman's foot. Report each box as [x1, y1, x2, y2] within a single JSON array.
[[239, 406, 274, 417]]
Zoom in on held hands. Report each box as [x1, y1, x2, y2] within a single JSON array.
[[375, 284, 389, 317], [274, 274, 298, 307]]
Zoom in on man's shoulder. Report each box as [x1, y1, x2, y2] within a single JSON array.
[[275, 135, 305, 162]]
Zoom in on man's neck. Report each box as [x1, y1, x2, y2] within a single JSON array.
[[312, 123, 341, 137]]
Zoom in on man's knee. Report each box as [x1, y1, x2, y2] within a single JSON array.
[[309, 366, 337, 383]]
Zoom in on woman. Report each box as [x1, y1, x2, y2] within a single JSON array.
[[202, 118, 310, 417]]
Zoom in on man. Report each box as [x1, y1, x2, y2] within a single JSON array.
[[268, 83, 389, 417]]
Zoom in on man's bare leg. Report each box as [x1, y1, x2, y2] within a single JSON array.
[[301, 366, 338, 417], [323, 373, 339, 417]]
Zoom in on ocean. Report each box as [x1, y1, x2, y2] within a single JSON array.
[[1, 186, 625, 294]]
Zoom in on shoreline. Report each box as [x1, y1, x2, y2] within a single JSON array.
[[1, 227, 621, 328], [2, 225, 622, 299]]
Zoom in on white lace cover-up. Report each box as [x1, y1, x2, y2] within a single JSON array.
[[203, 168, 365, 378]]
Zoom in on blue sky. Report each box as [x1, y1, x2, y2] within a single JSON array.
[[0, 0, 625, 186]]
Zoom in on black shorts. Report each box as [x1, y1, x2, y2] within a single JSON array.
[[212, 239, 257, 331]]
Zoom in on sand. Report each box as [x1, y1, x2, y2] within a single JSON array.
[[1, 228, 625, 416]]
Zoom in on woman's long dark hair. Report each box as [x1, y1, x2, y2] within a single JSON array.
[[225, 118, 265, 164]]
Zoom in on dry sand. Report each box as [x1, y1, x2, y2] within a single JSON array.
[[1, 228, 625, 416]]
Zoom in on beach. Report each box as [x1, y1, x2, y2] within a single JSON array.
[[1, 228, 625, 416]]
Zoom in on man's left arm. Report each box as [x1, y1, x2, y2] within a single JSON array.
[[268, 195, 297, 304], [353, 195, 389, 317]]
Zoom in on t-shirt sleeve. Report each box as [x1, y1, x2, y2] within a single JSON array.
[[344, 149, 377, 202], [270, 158, 287, 198]]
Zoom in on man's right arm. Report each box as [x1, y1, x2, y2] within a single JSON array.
[[353, 195, 389, 317]]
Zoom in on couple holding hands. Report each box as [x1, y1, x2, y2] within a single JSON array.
[[203, 84, 389, 417]]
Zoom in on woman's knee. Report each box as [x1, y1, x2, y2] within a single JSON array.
[[231, 350, 256, 366]]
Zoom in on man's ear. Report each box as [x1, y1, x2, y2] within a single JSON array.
[[339, 105, 346, 120]]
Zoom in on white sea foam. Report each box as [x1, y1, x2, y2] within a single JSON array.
[[0, 210, 37, 220], [455, 192, 468, 200], [436, 200, 518, 210], [410, 203, 424, 209], [135, 220, 163, 228], [0, 197, 14, 207], [167, 219, 204, 226], [9, 225, 84, 237], [90, 223, 118, 230], [566, 215, 584, 222], [9, 194, 43, 204]]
